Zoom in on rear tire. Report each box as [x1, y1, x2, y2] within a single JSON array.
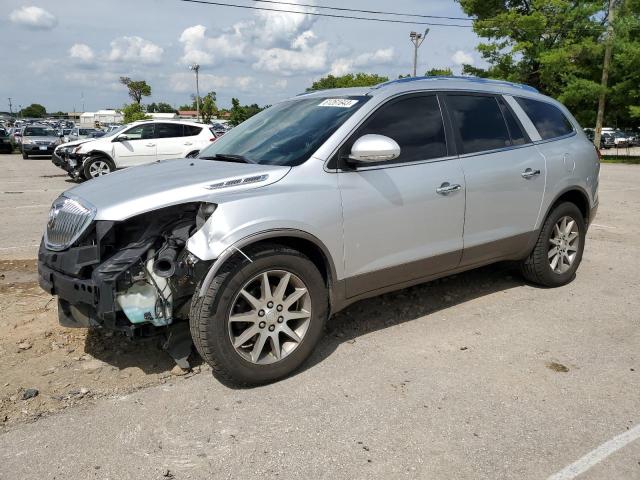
[[22, 151, 28, 159], [520, 202, 586, 287], [190, 244, 328, 386], [186, 150, 199, 158]]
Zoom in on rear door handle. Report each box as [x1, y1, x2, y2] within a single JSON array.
[[521, 168, 541, 179], [436, 182, 462, 195], [184, 142, 193, 146]]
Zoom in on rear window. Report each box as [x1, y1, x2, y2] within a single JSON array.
[[446, 95, 511, 154], [184, 125, 202, 136], [515, 97, 574, 140]]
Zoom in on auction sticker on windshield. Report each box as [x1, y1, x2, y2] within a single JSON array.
[[318, 98, 359, 108]]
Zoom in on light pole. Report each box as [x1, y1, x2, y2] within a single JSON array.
[[409, 29, 429, 77], [189, 63, 201, 122]]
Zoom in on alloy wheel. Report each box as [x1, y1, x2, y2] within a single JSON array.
[[89, 160, 111, 177], [548, 215, 580, 274], [228, 270, 312, 365]]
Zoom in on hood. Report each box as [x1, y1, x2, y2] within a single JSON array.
[[65, 158, 291, 221], [56, 138, 93, 150]]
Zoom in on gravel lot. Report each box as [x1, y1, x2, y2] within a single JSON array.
[[0, 153, 639, 480]]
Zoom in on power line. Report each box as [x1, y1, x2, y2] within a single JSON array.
[[177, 0, 475, 27], [250, 0, 474, 22]]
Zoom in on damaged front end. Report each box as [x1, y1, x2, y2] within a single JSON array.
[[38, 197, 214, 339]]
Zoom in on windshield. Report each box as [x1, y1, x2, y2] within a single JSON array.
[[24, 127, 57, 136], [103, 125, 127, 137], [79, 129, 97, 135], [198, 96, 369, 166]]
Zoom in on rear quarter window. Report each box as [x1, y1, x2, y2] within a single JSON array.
[[184, 125, 202, 136], [515, 97, 574, 140]]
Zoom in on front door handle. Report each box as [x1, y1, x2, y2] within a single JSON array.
[[521, 168, 541, 179], [436, 182, 462, 195], [145, 143, 156, 147]]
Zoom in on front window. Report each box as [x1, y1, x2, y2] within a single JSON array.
[[24, 127, 57, 136], [198, 96, 369, 166]]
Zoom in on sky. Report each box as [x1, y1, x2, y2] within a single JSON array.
[[0, 0, 485, 112]]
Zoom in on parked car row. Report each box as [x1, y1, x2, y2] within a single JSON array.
[[584, 128, 639, 148], [52, 119, 224, 180]]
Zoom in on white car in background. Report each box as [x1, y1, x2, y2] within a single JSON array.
[[58, 120, 218, 180]]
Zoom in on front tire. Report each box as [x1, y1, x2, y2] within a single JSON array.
[[22, 151, 28, 159], [520, 202, 586, 287], [190, 244, 328, 386], [83, 156, 113, 180]]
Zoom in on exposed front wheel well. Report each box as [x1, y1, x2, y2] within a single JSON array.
[[240, 236, 333, 289], [86, 151, 115, 168]]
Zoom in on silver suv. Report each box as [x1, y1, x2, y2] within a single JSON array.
[[38, 77, 599, 385]]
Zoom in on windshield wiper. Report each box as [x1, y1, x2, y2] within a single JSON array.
[[199, 154, 254, 164]]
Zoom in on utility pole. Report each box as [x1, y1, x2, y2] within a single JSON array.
[[409, 29, 429, 77], [594, 0, 617, 150], [8, 98, 13, 117], [189, 63, 201, 122]]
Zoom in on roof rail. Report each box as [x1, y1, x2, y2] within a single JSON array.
[[372, 75, 539, 93]]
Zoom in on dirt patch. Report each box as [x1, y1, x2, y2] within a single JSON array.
[[0, 259, 205, 429], [546, 362, 570, 373]]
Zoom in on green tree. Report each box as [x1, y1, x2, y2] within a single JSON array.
[[20, 103, 46, 118], [425, 67, 453, 76], [307, 73, 389, 91], [228, 98, 265, 126], [200, 91, 218, 123], [457, 0, 640, 128], [147, 102, 176, 114], [122, 103, 150, 123], [119, 77, 152, 104]]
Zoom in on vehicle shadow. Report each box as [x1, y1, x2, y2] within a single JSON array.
[[213, 262, 530, 389], [301, 262, 529, 376], [305, 262, 527, 372], [83, 330, 176, 374]]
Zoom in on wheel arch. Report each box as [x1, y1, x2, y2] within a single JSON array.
[[543, 186, 591, 225], [196, 229, 339, 305], [84, 150, 116, 168]]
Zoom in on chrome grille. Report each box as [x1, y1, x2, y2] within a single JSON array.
[[44, 196, 96, 251]]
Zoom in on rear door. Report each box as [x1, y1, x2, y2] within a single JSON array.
[[443, 93, 546, 265], [154, 123, 185, 160], [112, 123, 156, 166], [338, 93, 466, 297]]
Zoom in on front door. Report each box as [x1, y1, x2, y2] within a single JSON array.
[[113, 123, 156, 166], [338, 94, 466, 298]]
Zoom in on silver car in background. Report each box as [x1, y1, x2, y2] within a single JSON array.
[[21, 125, 62, 158], [38, 76, 599, 385]]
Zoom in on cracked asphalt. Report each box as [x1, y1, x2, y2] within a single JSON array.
[[0, 154, 639, 480]]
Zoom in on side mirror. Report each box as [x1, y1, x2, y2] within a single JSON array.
[[114, 135, 129, 142], [348, 134, 400, 165]]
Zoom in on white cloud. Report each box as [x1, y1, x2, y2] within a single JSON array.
[[69, 43, 95, 63], [178, 24, 247, 66], [169, 73, 254, 93], [452, 50, 474, 66], [273, 79, 288, 89], [108, 36, 164, 64], [255, 41, 329, 75], [9, 6, 57, 30], [330, 48, 395, 76], [178, 0, 318, 69]]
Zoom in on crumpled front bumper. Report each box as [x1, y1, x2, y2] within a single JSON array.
[[38, 236, 155, 333]]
